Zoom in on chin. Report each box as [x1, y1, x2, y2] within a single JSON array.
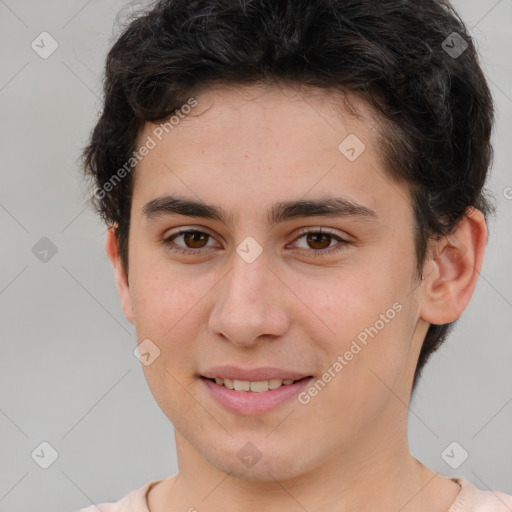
[[213, 455, 305, 482], [200, 436, 311, 482]]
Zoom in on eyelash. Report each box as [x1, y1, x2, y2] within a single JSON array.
[[162, 227, 352, 257]]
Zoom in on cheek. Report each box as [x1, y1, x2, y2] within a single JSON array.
[[131, 263, 207, 417], [292, 266, 397, 344], [297, 297, 414, 436], [129, 253, 205, 335], [128, 264, 210, 400], [292, 252, 415, 381]]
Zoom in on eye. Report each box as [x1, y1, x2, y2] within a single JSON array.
[[162, 229, 220, 255], [289, 227, 352, 256], [162, 227, 352, 257]]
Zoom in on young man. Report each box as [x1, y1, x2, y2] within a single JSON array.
[[78, 0, 511, 510]]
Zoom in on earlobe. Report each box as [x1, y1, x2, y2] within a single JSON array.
[[420, 208, 488, 325], [105, 226, 134, 324]]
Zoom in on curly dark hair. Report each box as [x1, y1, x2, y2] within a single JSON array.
[[82, 0, 494, 392]]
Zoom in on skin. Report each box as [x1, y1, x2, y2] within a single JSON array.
[[106, 83, 487, 511]]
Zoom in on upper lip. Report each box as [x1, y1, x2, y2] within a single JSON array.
[[200, 366, 312, 381]]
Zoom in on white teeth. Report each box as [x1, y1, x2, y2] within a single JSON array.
[[268, 379, 283, 390], [211, 377, 299, 391], [250, 380, 269, 392], [233, 379, 250, 391]]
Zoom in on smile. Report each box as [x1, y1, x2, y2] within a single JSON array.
[[200, 373, 313, 415], [205, 377, 302, 392]]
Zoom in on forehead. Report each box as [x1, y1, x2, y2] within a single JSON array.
[[131, 83, 409, 224], [139, 83, 379, 154]]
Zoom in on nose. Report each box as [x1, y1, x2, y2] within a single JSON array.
[[208, 254, 290, 347]]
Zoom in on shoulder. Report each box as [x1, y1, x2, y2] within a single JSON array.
[[448, 477, 512, 512], [75, 480, 161, 512]]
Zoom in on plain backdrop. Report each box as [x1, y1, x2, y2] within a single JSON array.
[[0, 1, 511, 510]]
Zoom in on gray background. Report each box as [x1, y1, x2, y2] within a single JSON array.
[[0, 1, 510, 510]]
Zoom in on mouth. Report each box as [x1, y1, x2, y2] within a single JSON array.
[[201, 376, 309, 392], [199, 371, 314, 415]]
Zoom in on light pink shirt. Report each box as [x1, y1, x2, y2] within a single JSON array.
[[77, 477, 512, 511]]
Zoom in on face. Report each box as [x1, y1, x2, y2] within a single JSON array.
[[115, 84, 431, 481]]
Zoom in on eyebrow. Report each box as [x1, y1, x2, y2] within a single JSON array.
[[142, 194, 378, 225]]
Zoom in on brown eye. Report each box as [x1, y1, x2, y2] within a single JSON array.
[[182, 231, 209, 249], [291, 228, 352, 257], [162, 229, 219, 255], [306, 232, 333, 250]]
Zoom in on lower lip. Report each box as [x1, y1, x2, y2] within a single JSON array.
[[201, 377, 313, 415]]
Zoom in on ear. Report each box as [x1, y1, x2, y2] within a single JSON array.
[[105, 226, 134, 324], [420, 207, 488, 325]]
